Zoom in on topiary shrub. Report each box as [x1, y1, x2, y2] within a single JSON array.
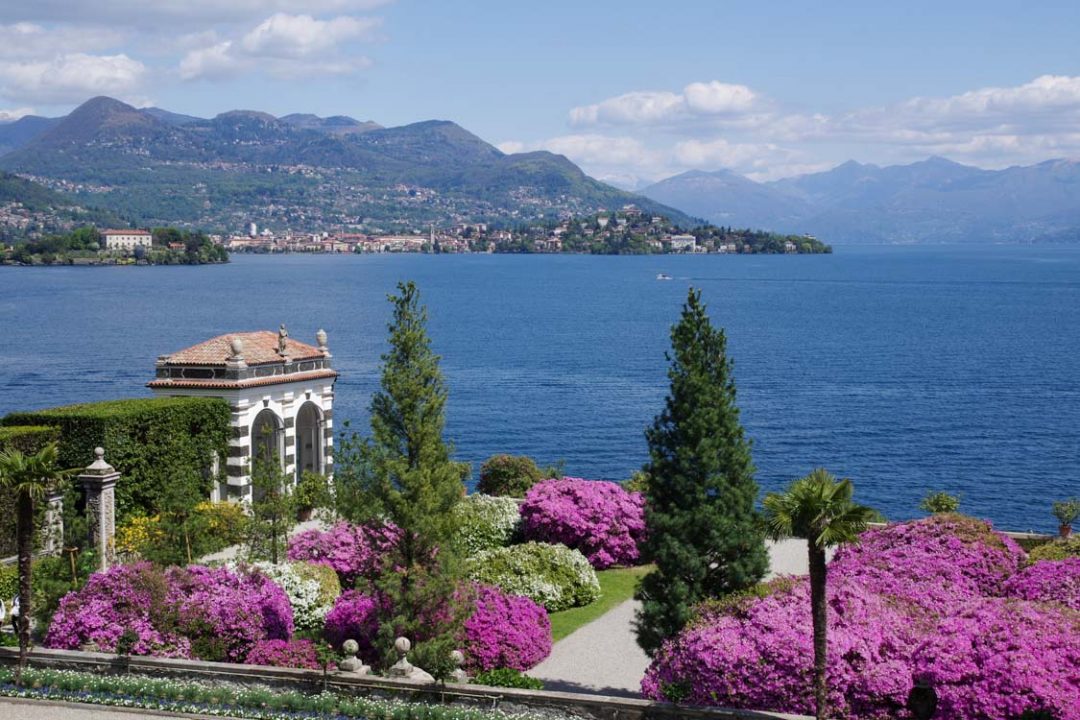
[[477, 455, 542, 497], [472, 668, 544, 689], [450, 494, 521, 555], [286, 521, 400, 588], [466, 542, 599, 612], [1002, 559, 1080, 610], [1028, 536, 1080, 563], [919, 490, 961, 514], [520, 477, 646, 569], [460, 584, 551, 672], [245, 638, 325, 670]]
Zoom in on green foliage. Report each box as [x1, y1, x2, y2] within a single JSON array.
[[1050, 498, 1080, 527], [635, 288, 768, 657], [246, 456, 296, 564], [0, 564, 16, 602], [763, 470, 877, 549], [449, 494, 521, 555], [336, 281, 466, 675], [31, 548, 97, 634], [3, 397, 231, 524], [295, 471, 331, 511], [621, 470, 650, 494], [466, 542, 600, 612], [472, 668, 544, 689], [920, 490, 962, 515], [477, 455, 543, 497], [1027, 536, 1080, 563], [0, 426, 59, 557]]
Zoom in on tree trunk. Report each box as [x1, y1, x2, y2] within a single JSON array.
[[808, 543, 828, 720], [15, 492, 33, 683]]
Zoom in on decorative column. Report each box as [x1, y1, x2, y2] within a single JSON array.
[[42, 485, 65, 556], [78, 447, 118, 572]]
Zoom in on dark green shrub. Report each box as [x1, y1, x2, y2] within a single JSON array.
[[477, 455, 542, 497], [3, 397, 230, 522], [0, 564, 16, 602], [472, 668, 543, 689]]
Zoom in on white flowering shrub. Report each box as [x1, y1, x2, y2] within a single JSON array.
[[466, 542, 600, 611], [451, 494, 522, 555], [249, 561, 339, 633]]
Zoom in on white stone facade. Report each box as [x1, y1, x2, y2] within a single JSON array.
[[103, 229, 152, 251]]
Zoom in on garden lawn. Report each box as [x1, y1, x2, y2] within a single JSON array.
[[548, 565, 652, 642]]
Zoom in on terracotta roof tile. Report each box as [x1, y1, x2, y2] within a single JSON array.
[[160, 331, 325, 367], [147, 368, 338, 390]]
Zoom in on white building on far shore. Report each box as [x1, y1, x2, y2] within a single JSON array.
[[103, 229, 152, 251]]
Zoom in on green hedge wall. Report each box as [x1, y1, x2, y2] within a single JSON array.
[[2, 397, 231, 522], [0, 425, 61, 557]]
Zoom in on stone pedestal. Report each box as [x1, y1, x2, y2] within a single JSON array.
[[78, 448, 118, 572]]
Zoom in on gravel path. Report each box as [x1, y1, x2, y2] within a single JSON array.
[[528, 538, 825, 696]]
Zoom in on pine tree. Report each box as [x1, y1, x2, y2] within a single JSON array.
[[339, 281, 467, 675], [634, 287, 769, 656]]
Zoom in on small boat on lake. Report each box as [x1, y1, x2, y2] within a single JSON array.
[[656, 273, 673, 280]]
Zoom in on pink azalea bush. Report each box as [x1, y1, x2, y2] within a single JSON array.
[[287, 521, 401, 588], [245, 638, 325, 670], [45, 562, 190, 658], [1002, 558, 1080, 610], [45, 562, 293, 663], [323, 590, 383, 662], [643, 515, 1080, 719], [460, 584, 551, 672], [520, 477, 646, 569]]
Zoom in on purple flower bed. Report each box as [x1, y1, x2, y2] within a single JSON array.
[[643, 515, 1080, 720], [1002, 558, 1080, 610], [287, 521, 401, 588], [45, 562, 293, 663], [460, 584, 551, 672], [245, 638, 325, 670], [520, 477, 646, 569]]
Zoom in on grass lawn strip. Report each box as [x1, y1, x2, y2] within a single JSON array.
[[0, 668, 547, 720], [548, 565, 652, 642]]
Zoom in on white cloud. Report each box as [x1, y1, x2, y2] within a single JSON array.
[[570, 81, 759, 127], [240, 13, 378, 59], [0, 23, 126, 59], [0, 53, 147, 105], [180, 13, 377, 81], [0, 106, 34, 121], [0, 1, 394, 28]]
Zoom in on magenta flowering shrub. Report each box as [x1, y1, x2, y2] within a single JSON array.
[[44, 562, 190, 658], [830, 513, 1024, 615], [642, 515, 1080, 720], [913, 598, 1080, 720], [166, 565, 294, 662], [323, 590, 382, 662], [245, 638, 325, 670], [1002, 558, 1080, 610], [460, 584, 551, 672], [287, 521, 401, 588], [642, 577, 917, 718], [520, 477, 646, 569]]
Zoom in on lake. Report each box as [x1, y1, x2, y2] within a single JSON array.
[[2, 245, 1078, 532]]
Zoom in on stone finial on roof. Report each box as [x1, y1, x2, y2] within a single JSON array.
[[229, 336, 244, 361], [278, 323, 289, 356], [316, 328, 330, 357]]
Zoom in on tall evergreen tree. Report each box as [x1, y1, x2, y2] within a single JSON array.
[[337, 281, 467, 675], [634, 287, 769, 656]]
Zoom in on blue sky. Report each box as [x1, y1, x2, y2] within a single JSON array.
[[1, 1, 1078, 184]]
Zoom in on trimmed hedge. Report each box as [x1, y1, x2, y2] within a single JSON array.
[[3, 397, 231, 521], [0, 425, 61, 557]]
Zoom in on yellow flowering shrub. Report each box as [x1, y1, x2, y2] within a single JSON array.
[[114, 515, 164, 556]]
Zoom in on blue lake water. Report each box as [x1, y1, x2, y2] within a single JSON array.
[[2, 245, 1078, 532]]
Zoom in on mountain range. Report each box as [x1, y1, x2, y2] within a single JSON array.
[[0, 96, 687, 232], [641, 158, 1080, 244]]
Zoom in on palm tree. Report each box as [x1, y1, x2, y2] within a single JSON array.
[[0, 442, 70, 680], [763, 469, 876, 720]]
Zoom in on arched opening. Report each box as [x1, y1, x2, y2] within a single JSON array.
[[251, 408, 284, 468], [295, 401, 323, 481]]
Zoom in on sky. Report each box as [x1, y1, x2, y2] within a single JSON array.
[[1, 1, 1078, 185]]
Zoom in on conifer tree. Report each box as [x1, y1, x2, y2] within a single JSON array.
[[338, 281, 467, 675], [634, 287, 769, 656]]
